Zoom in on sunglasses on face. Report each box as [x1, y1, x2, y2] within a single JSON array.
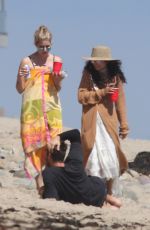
[[38, 45, 51, 52]]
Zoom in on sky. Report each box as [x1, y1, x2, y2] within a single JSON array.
[[0, 0, 150, 140]]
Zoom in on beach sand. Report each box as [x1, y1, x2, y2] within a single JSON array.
[[0, 117, 150, 230]]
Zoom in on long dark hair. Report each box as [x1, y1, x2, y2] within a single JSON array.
[[84, 60, 127, 88]]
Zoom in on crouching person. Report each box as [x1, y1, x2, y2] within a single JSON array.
[[42, 129, 121, 208]]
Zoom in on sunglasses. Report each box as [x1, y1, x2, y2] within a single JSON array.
[[38, 45, 51, 52]]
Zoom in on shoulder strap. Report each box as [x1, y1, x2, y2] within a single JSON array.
[[28, 56, 36, 68]]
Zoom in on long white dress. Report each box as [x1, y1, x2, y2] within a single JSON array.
[[85, 112, 121, 195]]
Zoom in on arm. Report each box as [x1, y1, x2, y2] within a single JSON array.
[[59, 129, 81, 143], [52, 74, 64, 91], [115, 80, 129, 139], [47, 129, 81, 152], [78, 71, 110, 105], [61, 129, 83, 163], [16, 57, 31, 94]]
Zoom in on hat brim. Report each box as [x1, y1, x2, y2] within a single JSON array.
[[82, 56, 118, 61]]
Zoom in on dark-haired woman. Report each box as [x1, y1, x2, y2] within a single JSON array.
[[78, 46, 129, 201]]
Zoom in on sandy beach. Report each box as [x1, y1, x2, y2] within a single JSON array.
[[0, 117, 150, 230]]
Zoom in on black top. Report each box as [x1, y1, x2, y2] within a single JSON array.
[[42, 129, 106, 207]]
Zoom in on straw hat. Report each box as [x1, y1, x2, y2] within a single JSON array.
[[82, 45, 117, 61]]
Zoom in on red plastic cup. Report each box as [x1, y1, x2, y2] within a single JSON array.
[[109, 89, 119, 102], [53, 61, 62, 74]]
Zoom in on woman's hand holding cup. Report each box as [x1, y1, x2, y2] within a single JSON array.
[[53, 61, 62, 75], [19, 65, 30, 79], [106, 82, 119, 102], [52, 61, 68, 80]]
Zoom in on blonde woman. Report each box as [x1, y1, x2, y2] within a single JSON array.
[[16, 25, 64, 194]]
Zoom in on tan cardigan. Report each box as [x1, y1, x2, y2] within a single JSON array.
[[78, 70, 129, 174]]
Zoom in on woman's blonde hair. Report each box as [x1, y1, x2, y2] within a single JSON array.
[[34, 25, 52, 46]]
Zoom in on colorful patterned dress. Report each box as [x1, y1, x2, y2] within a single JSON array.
[[21, 66, 62, 178]]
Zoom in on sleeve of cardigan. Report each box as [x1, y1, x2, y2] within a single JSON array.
[[78, 71, 106, 105], [115, 80, 129, 133]]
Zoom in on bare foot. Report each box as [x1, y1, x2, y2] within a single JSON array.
[[106, 194, 122, 208], [103, 202, 120, 210]]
